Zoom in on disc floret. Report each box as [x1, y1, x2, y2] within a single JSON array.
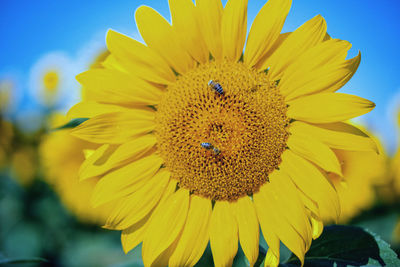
[[155, 61, 289, 201]]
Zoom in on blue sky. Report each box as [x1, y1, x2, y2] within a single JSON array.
[[1, 0, 399, 152]]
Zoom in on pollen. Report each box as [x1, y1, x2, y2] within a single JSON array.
[[155, 60, 289, 201]]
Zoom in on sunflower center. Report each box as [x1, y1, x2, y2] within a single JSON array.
[[155, 61, 289, 201]]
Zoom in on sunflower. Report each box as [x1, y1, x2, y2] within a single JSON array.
[[68, 0, 376, 266], [28, 52, 79, 110], [327, 128, 387, 223]]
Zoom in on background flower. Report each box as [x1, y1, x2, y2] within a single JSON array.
[[0, 75, 23, 120], [28, 52, 79, 111], [40, 113, 113, 224], [328, 130, 388, 223]]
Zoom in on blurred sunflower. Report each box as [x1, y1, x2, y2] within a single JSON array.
[[377, 109, 400, 204], [40, 50, 111, 224], [327, 129, 387, 223], [11, 146, 37, 187], [40, 114, 113, 224], [0, 119, 14, 169], [0, 77, 22, 118], [28, 52, 79, 110], [392, 111, 400, 194], [0, 80, 13, 112], [68, 0, 376, 266], [388, 110, 400, 243]]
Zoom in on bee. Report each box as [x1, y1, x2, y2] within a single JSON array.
[[201, 142, 213, 150], [200, 142, 221, 155], [208, 80, 224, 95], [212, 147, 221, 155]]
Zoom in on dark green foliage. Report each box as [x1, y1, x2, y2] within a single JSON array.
[[282, 225, 386, 267], [53, 118, 89, 130]]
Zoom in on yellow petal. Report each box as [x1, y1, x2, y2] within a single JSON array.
[[264, 248, 279, 267], [121, 178, 178, 254], [169, 195, 212, 267], [323, 32, 332, 41], [289, 121, 378, 152], [142, 189, 189, 267], [169, 0, 208, 64], [254, 184, 306, 265], [121, 215, 150, 254], [138, 179, 178, 266], [325, 52, 361, 92], [196, 0, 224, 61], [254, 32, 290, 70], [104, 135, 156, 167], [104, 169, 170, 230], [280, 150, 340, 222], [91, 154, 164, 207], [268, 171, 312, 250], [76, 69, 163, 106], [287, 134, 342, 176], [106, 29, 175, 84], [79, 144, 116, 181], [244, 0, 292, 67], [221, 0, 248, 61], [279, 39, 355, 98], [79, 135, 157, 181], [231, 197, 259, 267], [298, 189, 320, 219], [253, 194, 280, 259], [287, 93, 375, 123], [71, 110, 155, 144], [290, 38, 351, 71], [285, 52, 361, 101], [310, 217, 324, 239], [264, 15, 327, 79], [159, 179, 178, 205], [67, 101, 127, 120], [102, 54, 127, 73], [398, 110, 400, 126], [135, 6, 195, 74], [209, 201, 238, 267]]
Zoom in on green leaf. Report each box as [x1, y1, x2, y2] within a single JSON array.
[[194, 244, 214, 267], [282, 225, 385, 267], [53, 118, 89, 130], [367, 229, 400, 267], [194, 243, 267, 267], [254, 245, 267, 267], [232, 246, 249, 267]]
